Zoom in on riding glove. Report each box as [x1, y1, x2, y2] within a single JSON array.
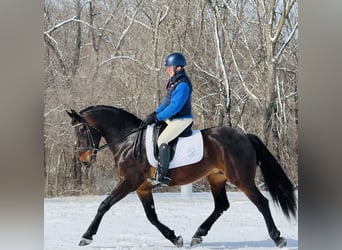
[[145, 112, 157, 125]]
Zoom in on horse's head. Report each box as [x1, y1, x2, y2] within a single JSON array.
[[66, 109, 102, 168]]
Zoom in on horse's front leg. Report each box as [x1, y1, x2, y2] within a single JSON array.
[[79, 179, 136, 246], [136, 185, 184, 247]]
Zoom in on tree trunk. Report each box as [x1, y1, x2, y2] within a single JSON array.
[[71, 0, 81, 75]]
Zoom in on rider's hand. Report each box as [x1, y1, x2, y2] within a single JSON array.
[[145, 112, 157, 125]]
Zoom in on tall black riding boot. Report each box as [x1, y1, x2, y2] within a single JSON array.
[[147, 143, 171, 186], [157, 143, 171, 186]]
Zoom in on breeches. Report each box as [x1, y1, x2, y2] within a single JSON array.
[[157, 118, 193, 147]]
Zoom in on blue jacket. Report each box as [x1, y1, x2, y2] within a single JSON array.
[[156, 70, 193, 121]]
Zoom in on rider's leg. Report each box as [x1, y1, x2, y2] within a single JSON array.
[[155, 118, 193, 186]]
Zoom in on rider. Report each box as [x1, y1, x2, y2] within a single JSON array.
[[145, 52, 193, 186]]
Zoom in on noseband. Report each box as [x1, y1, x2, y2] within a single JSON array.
[[73, 122, 103, 158]]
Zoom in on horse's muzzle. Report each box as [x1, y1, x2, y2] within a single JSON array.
[[81, 161, 92, 168], [79, 151, 97, 168]]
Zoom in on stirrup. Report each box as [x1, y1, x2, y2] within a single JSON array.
[[146, 175, 170, 186], [159, 177, 170, 187], [146, 173, 160, 185], [157, 176, 171, 187], [146, 170, 159, 184], [146, 176, 158, 184]]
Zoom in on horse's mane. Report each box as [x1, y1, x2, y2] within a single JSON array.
[[80, 105, 121, 114], [80, 105, 140, 121]]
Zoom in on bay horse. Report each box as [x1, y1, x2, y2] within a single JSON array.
[[66, 105, 296, 248]]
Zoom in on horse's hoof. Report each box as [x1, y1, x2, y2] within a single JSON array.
[[190, 236, 203, 246], [275, 237, 287, 248], [173, 235, 183, 247], [79, 237, 92, 246]]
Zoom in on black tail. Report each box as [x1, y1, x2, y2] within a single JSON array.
[[247, 134, 297, 219]]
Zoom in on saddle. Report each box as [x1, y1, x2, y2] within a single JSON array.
[[152, 121, 193, 161]]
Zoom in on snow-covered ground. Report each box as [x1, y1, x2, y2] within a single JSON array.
[[44, 192, 298, 250]]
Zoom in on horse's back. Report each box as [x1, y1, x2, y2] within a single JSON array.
[[201, 126, 256, 167], [201, 126, 251, 146]]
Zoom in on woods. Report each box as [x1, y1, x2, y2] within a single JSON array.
[[44, 0, 298, 197]]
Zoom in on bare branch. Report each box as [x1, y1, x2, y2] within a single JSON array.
[[99, 55, 156, 72], [193, 93, 220, 105], [274, 22, 298, 61], [269, 0, 297, 42], [212, 4, 230, 110], [211, 2, 262, 109], [193, 61, 219, 80], [44, 32, 69, 77], [229, 41, 262, 108], [159, 5, 170, 24], [99, 55, 141, 67], [115, 0, 142, 52], [45, 15, 77, 34], [129, 18, 152, 30], [222, 0, 260, 83], [44, 103, 65, 117]]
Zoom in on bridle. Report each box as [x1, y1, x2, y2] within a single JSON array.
[[73, 119, 147, 161], [72, 121, 107, 159]]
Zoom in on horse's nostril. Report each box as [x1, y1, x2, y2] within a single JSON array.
[[81, 161, 92, 168]]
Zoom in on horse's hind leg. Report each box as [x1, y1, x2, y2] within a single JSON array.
[[240, 184, 287, 248], [191, 173, 229, 246], [136, 185, 183, 247]]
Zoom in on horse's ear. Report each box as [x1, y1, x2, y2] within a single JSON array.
[[65, 109, 73, 118], [66, 109, 82, 123]]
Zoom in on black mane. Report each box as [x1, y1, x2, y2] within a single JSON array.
[[80, 105, 139, 119], [79, 105, 142, 130], [80, 105, 124, 114]]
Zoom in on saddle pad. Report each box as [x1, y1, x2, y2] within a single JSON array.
[[145, 125, 204, 169]]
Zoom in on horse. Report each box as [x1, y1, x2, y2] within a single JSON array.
[[66, 105, 297, 248]]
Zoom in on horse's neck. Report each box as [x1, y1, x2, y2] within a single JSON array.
[[102, 120, 140, 144], [87, 107, 141, 143]]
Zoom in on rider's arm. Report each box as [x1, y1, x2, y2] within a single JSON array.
[[156, 83, 190, 121]]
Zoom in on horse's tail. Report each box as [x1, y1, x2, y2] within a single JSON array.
[[247, 133, 297, 219]]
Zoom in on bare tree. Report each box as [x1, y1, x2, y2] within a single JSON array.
[[262, 0, 298, 148], [44, 0, 298, 196]]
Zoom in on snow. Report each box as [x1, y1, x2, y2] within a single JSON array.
[[44, 192, 298, 250]]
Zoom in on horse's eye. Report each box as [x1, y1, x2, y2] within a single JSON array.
[[78, 125, 87, 134]]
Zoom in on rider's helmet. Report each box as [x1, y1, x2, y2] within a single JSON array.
[[164, 52, 187, 67]]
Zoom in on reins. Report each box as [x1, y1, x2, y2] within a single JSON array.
[[132, 121, 147, 158]]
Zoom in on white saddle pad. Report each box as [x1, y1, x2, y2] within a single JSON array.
[[145, 125, 204, 169]]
